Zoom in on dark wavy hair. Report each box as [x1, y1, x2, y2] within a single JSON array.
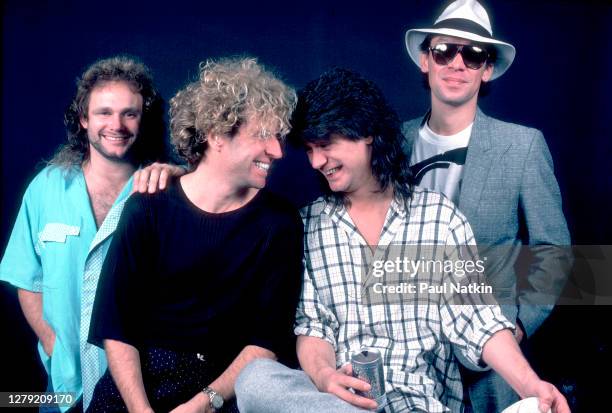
[[289, 68, 413, 205], [419, 35, 497, 97], [50, 56, 167, 168]]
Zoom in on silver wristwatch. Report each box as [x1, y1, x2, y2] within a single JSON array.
[[202, 386, 224, 411]]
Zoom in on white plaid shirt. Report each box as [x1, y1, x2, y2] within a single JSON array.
[[295, 188, 514, 413]]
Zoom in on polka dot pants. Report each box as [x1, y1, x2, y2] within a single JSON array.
[[87, 347, 239, 412]]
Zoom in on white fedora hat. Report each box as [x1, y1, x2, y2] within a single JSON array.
[[405, 0, 516, 80]]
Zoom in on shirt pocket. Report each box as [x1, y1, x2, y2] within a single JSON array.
[[37, 223, 80, 288], [37, 223, 80, 246]]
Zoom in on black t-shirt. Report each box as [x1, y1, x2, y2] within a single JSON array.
[[89, 181, 304, 369]]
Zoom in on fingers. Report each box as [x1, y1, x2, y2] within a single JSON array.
[[329, 385, 378, 410], [131, 170, 141, 194], [146, 167, 161, 193], [537, 383, 569, 413], [133, 163, 188, 194], [338, 363, 353, 375], [158, 168, 169, 191], [536, 384, 554, 412], [339, 374, 371, 393], [133, 167, 155, 193], [337, 363, 371, 392], [539, 400, 552, 413], [330, 365, 377, 410], [132, 163, 168, 194], [549, 387, 570, 413]]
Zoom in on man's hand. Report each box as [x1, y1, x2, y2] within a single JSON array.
[[169, 391, 211, 413], [313, 364, 378, 411], [132, 163, 188, 194], [17, 289, 56, 358], [42, 331, 56, 357], [522, 379, 570, 413], [482, 330, 569, 413]]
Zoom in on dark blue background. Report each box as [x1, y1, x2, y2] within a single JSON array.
[[2, 0, 611, 411]]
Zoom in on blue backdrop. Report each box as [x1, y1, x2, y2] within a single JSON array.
[[2, 1, 611, 411]]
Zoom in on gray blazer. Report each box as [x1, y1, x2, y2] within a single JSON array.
[[402, 108, 572, 336]]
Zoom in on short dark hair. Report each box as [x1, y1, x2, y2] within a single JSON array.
[[51, 55, 167, 168], [289, 68, 413, 205], [419, 35, 497, 97]]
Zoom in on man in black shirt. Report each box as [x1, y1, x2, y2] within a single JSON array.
[[88, 57, 302, 413]]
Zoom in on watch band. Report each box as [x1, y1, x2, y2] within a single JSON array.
[[202, 386, 224, 411]]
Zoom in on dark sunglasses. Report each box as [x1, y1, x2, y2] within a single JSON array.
[[428, 43, 489, 70]]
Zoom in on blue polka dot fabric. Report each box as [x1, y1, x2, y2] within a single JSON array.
[[87, 347, 239, 412]]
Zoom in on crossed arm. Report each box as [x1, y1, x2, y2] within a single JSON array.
[[105, 339, 276, 413]]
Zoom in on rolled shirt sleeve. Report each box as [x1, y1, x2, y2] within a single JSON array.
[[441, 204, 514, 371], [294, 263, 340, 350]]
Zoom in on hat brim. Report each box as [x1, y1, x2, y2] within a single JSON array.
[[405, 28, 516, 80]]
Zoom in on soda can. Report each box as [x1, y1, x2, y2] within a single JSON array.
[[351, 347, 386, 408]]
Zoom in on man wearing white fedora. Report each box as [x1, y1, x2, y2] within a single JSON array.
[[402, 0, 572, 412]]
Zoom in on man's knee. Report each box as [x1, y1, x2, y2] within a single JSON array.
[[236, 358, 285, 410], [236, 358, 280, 391]]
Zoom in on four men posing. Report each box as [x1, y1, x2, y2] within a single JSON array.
[[1, 0, 571, 412]]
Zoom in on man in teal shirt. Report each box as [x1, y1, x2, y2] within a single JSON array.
[[0, 56, 183, 412]]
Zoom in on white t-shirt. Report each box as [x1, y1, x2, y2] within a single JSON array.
[[410, 121, 473, 204]]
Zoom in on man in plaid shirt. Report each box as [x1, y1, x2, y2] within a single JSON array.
[[235, 69, 568, 413]]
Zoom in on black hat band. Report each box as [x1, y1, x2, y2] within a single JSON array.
[[432, 18, 492, 39]]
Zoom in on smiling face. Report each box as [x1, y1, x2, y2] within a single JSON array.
[[217, 118, 283, 191], [420, 35, 493, 108], [80, 81, 143, 164], [305, 133, 377, 196]]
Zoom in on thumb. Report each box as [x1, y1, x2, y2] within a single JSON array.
[[538, 399, 552, 413], [339, 363, 353, 376]]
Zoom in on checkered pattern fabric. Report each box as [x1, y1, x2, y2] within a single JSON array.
[[295, 188, 514, 413]]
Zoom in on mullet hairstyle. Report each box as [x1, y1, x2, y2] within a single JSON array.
[[419, 35, 498, 97], [169, 57, 296, 167], [51, 55, 167, 168], [289, 68, 413, 206]]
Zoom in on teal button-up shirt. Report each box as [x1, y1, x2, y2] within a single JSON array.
[[0, 165, 132, 412]]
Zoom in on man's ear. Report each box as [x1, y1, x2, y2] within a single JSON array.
[[80, 116, 88, 130], [482, 63, 494, 83], [419, 52, 430, 74], [364, 136, 374, 145], [209, 134, 223, 151]]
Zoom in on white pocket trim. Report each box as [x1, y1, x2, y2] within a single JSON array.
[[36, 223, 80, 254]]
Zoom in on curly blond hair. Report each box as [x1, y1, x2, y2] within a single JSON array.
[[169, 57, 296, 166]]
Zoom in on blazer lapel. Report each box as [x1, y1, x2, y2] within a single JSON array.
[[402, 111, 428, 154], [457, 108, 495, 219]]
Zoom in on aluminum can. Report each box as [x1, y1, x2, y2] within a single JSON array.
[[351, 347, 386, 407]]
